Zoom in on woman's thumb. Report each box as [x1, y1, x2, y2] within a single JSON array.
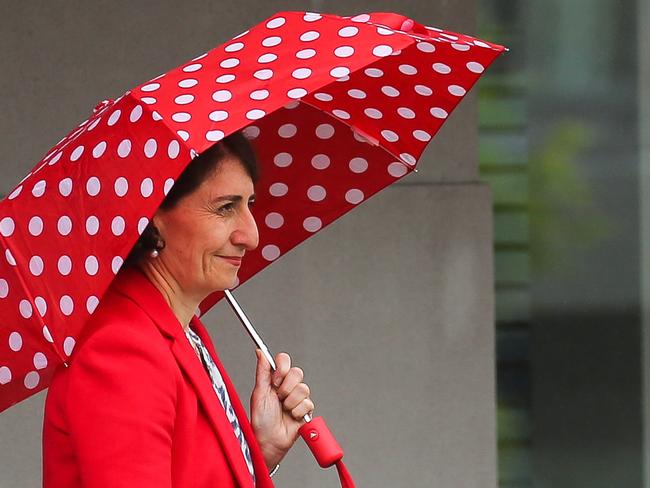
[[254, 349, 273, 391]]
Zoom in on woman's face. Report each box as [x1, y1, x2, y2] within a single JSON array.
[[152, 155, 259, 298]]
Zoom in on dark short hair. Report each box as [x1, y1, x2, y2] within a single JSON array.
[[125, 131, 259, 264]]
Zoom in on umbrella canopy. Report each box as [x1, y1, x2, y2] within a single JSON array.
[[0, 11, 504, 411]]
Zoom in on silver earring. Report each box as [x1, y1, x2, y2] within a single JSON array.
[[150, 249, 159, 258]]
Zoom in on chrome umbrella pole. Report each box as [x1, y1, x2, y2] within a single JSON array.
[[224, 289, 312, 423]]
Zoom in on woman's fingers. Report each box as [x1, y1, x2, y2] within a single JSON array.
[[271, 353, 314, 418], [291, 398, 315, 420], [282, 382, 311, 410]]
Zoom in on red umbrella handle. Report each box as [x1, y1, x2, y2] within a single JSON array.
[[299, 416, 356, 488]]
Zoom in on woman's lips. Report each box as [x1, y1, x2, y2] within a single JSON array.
[[218, 255, 243, 266]]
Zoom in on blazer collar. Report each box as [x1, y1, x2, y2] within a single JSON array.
[[110, 267, 272, 488]]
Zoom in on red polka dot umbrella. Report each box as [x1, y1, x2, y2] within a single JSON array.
[[0, 11, 504, 415]]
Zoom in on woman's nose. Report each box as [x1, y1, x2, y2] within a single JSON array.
[[231, 206, 259, 251]]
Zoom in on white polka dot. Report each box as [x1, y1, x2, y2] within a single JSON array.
[[57, 216, 73, 236], [183, 63, 202, 73], [141, 82, 160, 92], [212, 90, 232, 102], [261, 245, 281, 261], [216, 74, 236, 84], [130, 105, 143, 122], [32, 180, 46, 197], [29, 256, 44, 276], [108, 110, 121, 126], [164, 179, 175, 195], [433, 63, 452, 74], [112, 177, 128, 197], [179, 78, 198, 89], [250, 89, 269, 101], [223, 44, 243, 56], [349, 157, 368, 173], [330, 67, 350, 78], [206, 130, 225, 142], [311, 154, 330, 170], [172, 112, 191, 123], [9, 331, 22, 351], [42, 325, 53, 343], [134, 217, 148, 235], [57, 255, 72, 275], [452, 43, 471, 51], [273, 152, 293, 167], [467, 61, 485, 73], [373, 45, 393, 57], [86, 177, 101, 196], [442, 33, 459, 40], [400, 153, 417, 165], [28, 216, 43, 236], [351, 13, 370, 22], [70, 146, 84, 162], [413, 130, 432, 142], [304, 12, 322, 21], [316, 124, 335, 139], [266, 16, 286, 29], [278, 124, 297, 138], [399, 64, 418, 75], [254, 69, 274, 80], [24, 371, 40, 390], [415, 85, 433, 96], [377, 27, 394, 35], [292, 68, 312, 80], [269, 182, 288, 197], [258, 53, 277, 63], [348, 89, 366, 99], [84, 255, 99, 276], [300, 30, 320, 42], [35, 296, 46, 316], [365, 68, 384, 78], [296, 49, 316, 59], [63, 336, 76, 356], [287, 88, 307, 99], [243, 126, 260, 139], [0, 279, 8, 298], [398, 107, 416, 119], [339, 26, 359, 37], [60, 296, 74, 316], [333, 109, 351, 120], [417, 42, 436, 53], [5, 249, 16, 266], [314, 93, 333, 102], [117, 139, 132, 158], [142, 139, 157, 158], [334, 46, 354, 58], [261, 36, 282, 48], [111, 256, 124, 274], [345, 189, 364, 204], [8, 186, 22, 200], [388, 161, 409, 177], [177, 130, 190, 141], [220, 57, 240, 69], [448, 85, 467, 96], [85, 216, 99, 236], [303, 216, 322, 232], [265, 212, 284, 229], [382, 86, 400, 97], [48, 152, 63, 166], [111, 216, 126, 236], [0, 366, 12, 385], [246, 109, 266, 120], [364, 108, 383, 119], [19, 300, 32, 319], [430, 107, 449, 119], [33, 352, 48, 370], [307, 185, 326, 201], [86, 296, 100, 314], [209, 110, 229, 123], [174, 94, 194, 105], [381, 130, 399, 142], [92, 141, 107, 158]]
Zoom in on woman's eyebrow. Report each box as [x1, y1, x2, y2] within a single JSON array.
[[210, 194, 256, 204]]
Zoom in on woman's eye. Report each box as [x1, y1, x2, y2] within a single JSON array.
[[248, 199, 256, 208], [217, 203, 235, 214]]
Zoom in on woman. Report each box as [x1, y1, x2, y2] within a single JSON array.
[[42, 132, 314, 487]]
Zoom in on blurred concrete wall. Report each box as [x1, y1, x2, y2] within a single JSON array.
[[0, 1, 495, 487]]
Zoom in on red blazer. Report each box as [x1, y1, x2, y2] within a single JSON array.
[[43, 267, 275, 488]]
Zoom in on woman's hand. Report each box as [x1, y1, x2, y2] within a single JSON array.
[[250, 350, 315, 469]]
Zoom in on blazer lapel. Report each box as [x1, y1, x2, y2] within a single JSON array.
[[111, 268, 256, 488], [191, 318, 275, 488]]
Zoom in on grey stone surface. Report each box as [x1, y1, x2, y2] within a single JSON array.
[[0, 1, 494, 487]]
